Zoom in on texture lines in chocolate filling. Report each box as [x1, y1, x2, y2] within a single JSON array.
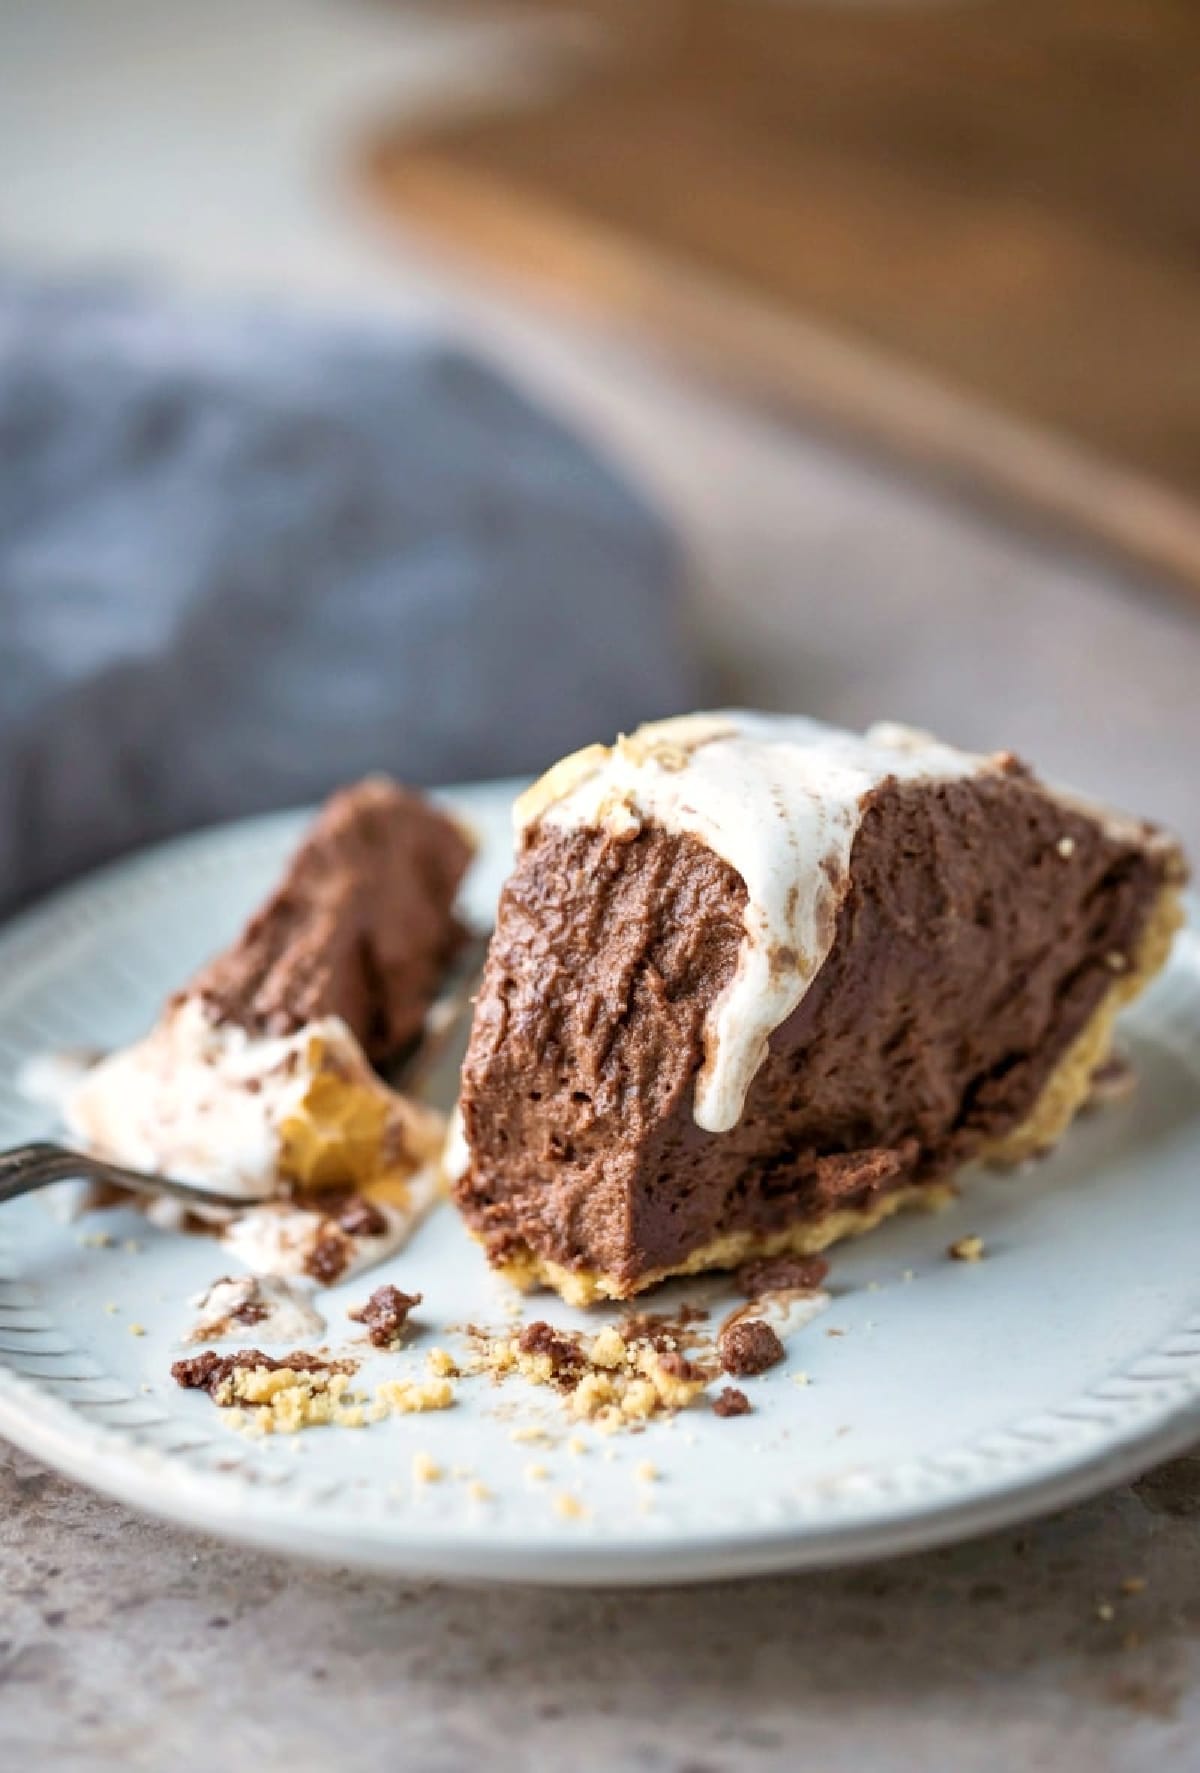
[[459, 825, 747, 1284], [189, 778, 472, 1062]]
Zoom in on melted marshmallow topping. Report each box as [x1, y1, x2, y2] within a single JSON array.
[[515, 712, 994, 1134], [184, 1273, 327, 1345], [66, 995, 443, 1203]]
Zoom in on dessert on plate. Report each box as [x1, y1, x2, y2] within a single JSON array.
[[454, 712, 1187, 1304], [68, 777, 473, 1280]]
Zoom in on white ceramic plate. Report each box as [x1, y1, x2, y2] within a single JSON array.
[[0, 783, 1198, 1586]]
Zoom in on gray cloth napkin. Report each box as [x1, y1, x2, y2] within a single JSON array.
[[0, 280, 699, 913]]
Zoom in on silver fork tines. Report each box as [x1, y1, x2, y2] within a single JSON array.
[[0, 1143, 244, 1212]]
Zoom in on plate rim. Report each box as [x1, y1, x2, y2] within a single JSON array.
[[0, 794, 1198, 1586], [1, 1351, 1199, 1586]]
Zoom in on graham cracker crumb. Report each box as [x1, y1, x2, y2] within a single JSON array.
[[228, 1366, 355, 1435], [104, 1302, 119, 1314], [80, 1232, 114, 1249], [553, 1492, 588, 1520], [474, 1318, 707, 1430], [176, 1348, 450, 1435], [525, 1462, 550, 1482], [949, 1235, 985, 1262], [508, 1424, 552, 1445], [466, 1480, 492, 1503], [426, 1347, 460, 1378], [566, 1435, 587, 1456], [123, 1238, 141, 1254], [127, 1323, 146, 1337], [411, 1450, 442, 1484], [792, 1371, 811, 1387], [634, 1461, 660, 1483], [375, 1377, 454, 1416], [589, 1326, 627, 1369]]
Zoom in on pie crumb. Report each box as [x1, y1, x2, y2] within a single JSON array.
[[375, 1377, 454, 1415], [949, 1235, 985, 1262]]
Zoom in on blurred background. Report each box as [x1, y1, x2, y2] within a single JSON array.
[[1, 0, 1197, 909]]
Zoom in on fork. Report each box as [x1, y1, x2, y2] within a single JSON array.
[[0, 1142, 245, 1211]]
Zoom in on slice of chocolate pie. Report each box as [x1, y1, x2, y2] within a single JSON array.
[[454, 714, 1187, 1304], [69, 778, 472, 1273]]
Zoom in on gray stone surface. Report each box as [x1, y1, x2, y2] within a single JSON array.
[[4, 1437, 1200, 1772]]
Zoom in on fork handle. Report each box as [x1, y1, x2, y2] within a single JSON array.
[[0, 1142, 94, 1203]]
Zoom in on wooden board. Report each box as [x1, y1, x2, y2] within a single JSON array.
[[359, 0, 1200, 593]]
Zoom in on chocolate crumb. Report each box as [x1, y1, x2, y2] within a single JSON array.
[[335, 1195, 389, 1239], [202, 1276, 270, 1327], [348, 1284, 422, 1348], [718, 1318, 786, 1377], [655, 1350, 700, 1382], [231, 1300, 268, 1326], [305, 1231, 350, 1285], [713, 1386, 751, 1418], [517, 1320, 586, 1384], [735, 1254, 829, 1298]]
